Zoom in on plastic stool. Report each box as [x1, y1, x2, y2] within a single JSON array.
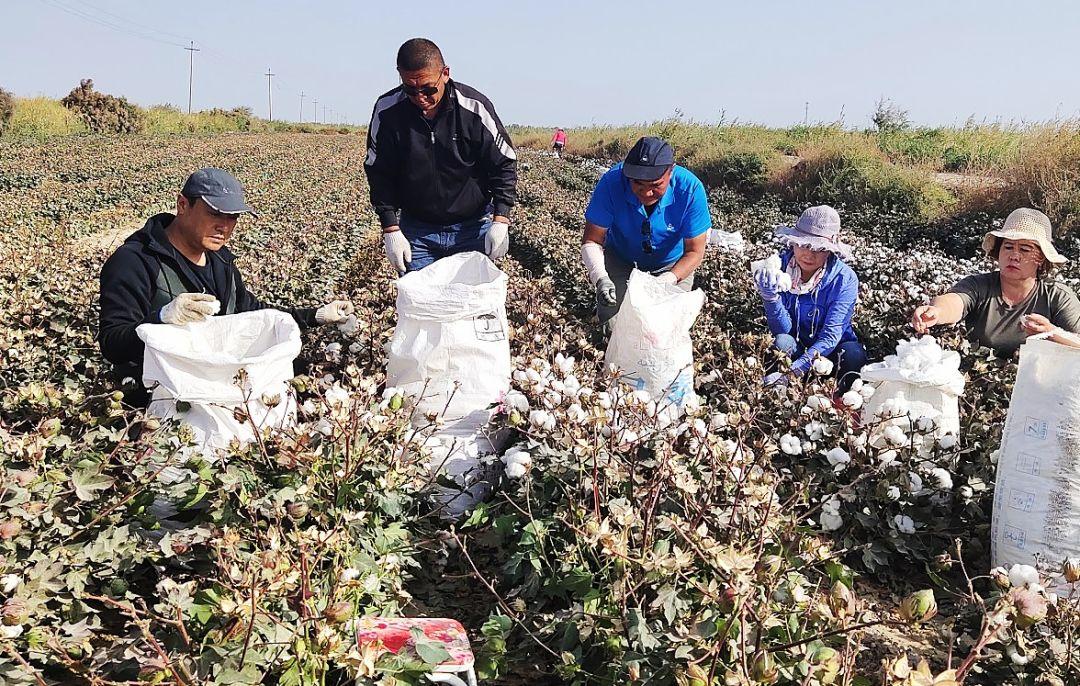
[[355, 617, 477, 686]]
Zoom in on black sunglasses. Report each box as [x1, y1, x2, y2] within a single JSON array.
[[641, 218, 653, 254], [402, 83, 439, 97]]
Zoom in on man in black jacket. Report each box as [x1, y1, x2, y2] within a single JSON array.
[[365, 38, 517, 273], [99, 167, 354, 402]]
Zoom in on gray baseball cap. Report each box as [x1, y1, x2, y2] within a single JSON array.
[[181, 167, 258, 217]]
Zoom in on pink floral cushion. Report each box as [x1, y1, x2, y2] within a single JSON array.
[[355, 617, 474, 668]]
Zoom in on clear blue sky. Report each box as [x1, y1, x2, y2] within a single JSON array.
[[5, 0, 1080, 128]]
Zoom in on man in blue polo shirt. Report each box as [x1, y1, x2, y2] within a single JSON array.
[[580, 136, 711, 323]]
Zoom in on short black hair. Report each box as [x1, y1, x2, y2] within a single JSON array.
[[396, 38, 444, 72]]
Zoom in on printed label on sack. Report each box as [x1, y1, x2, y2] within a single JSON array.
[[473, 313, 506, 342], [1023, 417, 1048, 440]]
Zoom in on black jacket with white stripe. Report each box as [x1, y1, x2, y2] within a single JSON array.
[[364, 79, 517, 228]]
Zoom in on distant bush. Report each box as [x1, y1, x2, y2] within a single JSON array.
[[6, 97, 86, 138], [996, 123, 1080, 234], [60, 79, 143, 134], [774, 136, 954, 220], [872, 97, 910, 133], [694, 150, 768, 192], [0, 87, 14, 134]]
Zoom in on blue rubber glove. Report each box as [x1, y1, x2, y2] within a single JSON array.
[[754, 269, 780, 302], [763, 371, 787, 387]]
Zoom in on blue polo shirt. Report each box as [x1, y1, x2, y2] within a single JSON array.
[[584, 163, 711, 271]]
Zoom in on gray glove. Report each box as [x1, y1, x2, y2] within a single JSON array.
[[754, 269, 781, 302], [315, 300, 355, 325], [160, 293, 220, 325], [485, 221, 509, 260], [596, 277, 617, 307], [383, 230, 411, 275]]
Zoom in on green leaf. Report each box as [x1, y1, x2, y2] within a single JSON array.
[[410, 626, 451, 666], [70, 468, 114, 502]]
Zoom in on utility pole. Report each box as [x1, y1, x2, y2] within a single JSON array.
[[299, 91, 305, 122], [804, 101, 809, 125], [313, 98, 318, 123], [265, 67, 275, 121], [185, 41, 199, 114], [323, 105, 328, 123]]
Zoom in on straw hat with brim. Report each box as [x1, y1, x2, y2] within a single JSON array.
[[774, 205, 853, 260], [981, 208, 1067, 265]]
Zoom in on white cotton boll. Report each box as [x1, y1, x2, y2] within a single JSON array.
[[632, 390, 652, 405], [512, 369, 528, 383], [989, 449, 1001, 465], [877, 450, 898, 467], [745, 356, 758, 369], [841, 391, 863, 410], [563, 375, 581, 394], [812, 357, 834, 376], [859, 383, 876, 399], [566, 403, 587, 423], [597, 392, 612, 409], [504, 390, 529, 413], [820, 511, 844, 531], [780, 434, 802, 455], [301, 400, 318, 416], [324, 342, 342, 354], [775, 272, 793, 292], [555, 354, 575, 375], [849, 378, 864, 393], [929, 467, 953, 490], [915, 415, 936, 433], [324, 385, 350, 407], [938, 434, 958, 449], [543, 391, 563, 407], [0, 575, 19, 594], [348, 342, 363, 354], [618, 429, 639, 446], [826, 447, 851, 472], [886, 486, 902, 501], [894, 514, 916, 534], [504, 462, 528, 479], [907, 472, 924, 494], [530, 358, 550, 373], [529, 410, 556, 432], [314, 418, 334, 436], [525, 368, 543, 385], [709, 412, 728, 429], [549, 380, 567, 395], [337, 314, 359, 335], [804, 395, 829, 412], [1008, 564, 1039, 588], [883, 424, 908, 447], [341, 567, 361, 582], [804, 421, 825, 441]]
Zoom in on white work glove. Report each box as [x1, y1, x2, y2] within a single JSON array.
[[160, 292, 220, 325], [596, 277, 617, 307], [656, 271, 679, 285], [754, 269, 781, 302], [383, 230, 411, 275], [486, 221, 509, 260], [315, 300, 355, 325]]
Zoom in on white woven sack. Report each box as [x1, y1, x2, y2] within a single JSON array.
[[386, 252, 511, 431], [137, 310, 301, 451], [605, 270, 705, 415], [862, 380, 960, 438], [991, 338, 1080, 591]]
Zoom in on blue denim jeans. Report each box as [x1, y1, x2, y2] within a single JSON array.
[[400, 212, 492, 272], [774, 333, 867, 393]]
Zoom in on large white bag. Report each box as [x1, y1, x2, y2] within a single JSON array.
[[605, 270, 705, 413], [386, 253, 511, 516], [991, 338, 1080, 588], [137, 310, 301, 451], [861, 338, 964, 438]]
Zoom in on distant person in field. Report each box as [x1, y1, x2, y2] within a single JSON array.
[[551, 127, 567, 156], [365, 37, 518, 274], [581, 136, 710, 324], [754, 205, 866, 392], [98, 168, 354, 403], [912, 208, 1080, 354]]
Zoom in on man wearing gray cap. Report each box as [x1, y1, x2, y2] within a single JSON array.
[[98, 167, 354, 402]]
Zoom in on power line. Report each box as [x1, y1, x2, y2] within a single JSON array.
[[64, 0, 193, 44], [36, 0, 190, 49]]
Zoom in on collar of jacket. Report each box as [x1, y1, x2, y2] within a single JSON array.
[[781, 248, 843, 292], [128, 212, 238, 296]]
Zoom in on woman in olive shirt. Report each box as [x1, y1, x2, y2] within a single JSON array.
[[911, 208, 1080, 355]]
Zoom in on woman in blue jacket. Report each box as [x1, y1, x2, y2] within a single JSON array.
[[754, 205, 866, 392]]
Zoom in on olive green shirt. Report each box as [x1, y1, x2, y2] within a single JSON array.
[[949, 271, 1080, 356]]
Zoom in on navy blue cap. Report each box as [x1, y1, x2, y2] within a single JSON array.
[[181, 168, 258, 217], [622, 136, 674, 181]]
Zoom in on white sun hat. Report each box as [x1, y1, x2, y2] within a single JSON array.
[[981, 207, 1066, 265], [774, 205, 853, 260]]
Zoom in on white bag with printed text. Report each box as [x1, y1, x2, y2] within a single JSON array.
[[386, 252, 511, 516], [991, 338, 1080, 590]]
